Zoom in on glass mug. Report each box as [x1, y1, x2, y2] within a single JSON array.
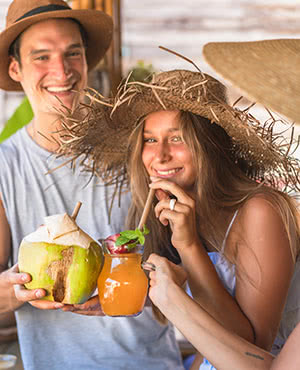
[[97, 252, 149, 317]]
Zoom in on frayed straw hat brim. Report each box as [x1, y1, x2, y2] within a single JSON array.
[[57, 69, 300, 193], [0, 1, 113, 91], [203, 39, 300, 124]]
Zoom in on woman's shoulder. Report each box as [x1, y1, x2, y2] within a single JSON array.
[[234, 191, 294, 246], [239, 192, 281, 221]]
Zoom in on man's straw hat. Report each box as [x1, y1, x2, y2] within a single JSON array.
[[0, 0, 113, 91], [203, 39, 300, 124], [58, 69, 300, 192]]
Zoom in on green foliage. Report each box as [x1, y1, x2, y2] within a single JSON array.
[[0, 97, 33, 143], [127, 60, 155, 83], [116, 225, 150, 247]]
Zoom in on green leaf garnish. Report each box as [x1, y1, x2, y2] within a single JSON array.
[[115, 225, 150, 247]]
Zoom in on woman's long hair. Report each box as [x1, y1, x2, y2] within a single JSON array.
[[125, 110, 300, 321]]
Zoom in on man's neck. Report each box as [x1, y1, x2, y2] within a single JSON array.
[[26, 113, 64, 153]]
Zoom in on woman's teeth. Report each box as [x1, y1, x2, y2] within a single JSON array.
[[156, 168, 181, 176]]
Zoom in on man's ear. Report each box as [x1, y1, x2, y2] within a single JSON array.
[[8, 57, 22, 82]]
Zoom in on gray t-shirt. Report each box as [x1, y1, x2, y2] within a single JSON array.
[[0, 126, 184, 370]]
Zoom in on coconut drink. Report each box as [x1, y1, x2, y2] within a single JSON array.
[[18, 210, 103, 304]]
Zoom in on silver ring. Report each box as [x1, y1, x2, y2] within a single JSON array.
[[169, 198, 176, 211]]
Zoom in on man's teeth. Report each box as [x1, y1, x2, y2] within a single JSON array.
[[46, 85, 73, 93], [156, 168, 180, 175]]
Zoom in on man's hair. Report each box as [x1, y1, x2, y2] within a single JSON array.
[[8, 18, 88, 64]]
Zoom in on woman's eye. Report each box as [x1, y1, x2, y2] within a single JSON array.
[[144, 138, 156, 143], [172, 136, 183, 142]]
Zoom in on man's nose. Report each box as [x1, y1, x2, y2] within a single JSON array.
[[51, 56, 72, 79]]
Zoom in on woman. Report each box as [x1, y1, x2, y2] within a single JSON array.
[[58, 69, 300, 369]]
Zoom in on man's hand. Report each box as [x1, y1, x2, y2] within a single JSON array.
[[0, 264, 64, 312], [61, 295, 105, 316]]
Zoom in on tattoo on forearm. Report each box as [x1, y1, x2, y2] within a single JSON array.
[[245, 352, 264, 361]]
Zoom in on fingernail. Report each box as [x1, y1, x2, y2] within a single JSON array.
[[35, 290, 44, 298], [55, 303, 64, 309], [21, 274, 28, 282]]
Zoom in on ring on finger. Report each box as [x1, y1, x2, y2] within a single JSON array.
[[169, 198, 176, 211]]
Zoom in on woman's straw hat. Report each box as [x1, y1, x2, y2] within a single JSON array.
[[58, 69, 300, 192], [0, 0, 113, 91], [203, 39, 300, 124]]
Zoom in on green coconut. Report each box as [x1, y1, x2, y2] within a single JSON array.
[[18, 211, 103, 304], [19, 240, 102, 304]]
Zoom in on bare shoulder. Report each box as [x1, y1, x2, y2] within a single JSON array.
[[238, 193, 285, 230], [233, 192, 294, 266]]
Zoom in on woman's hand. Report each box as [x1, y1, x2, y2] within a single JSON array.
[[150, 178, 199, 250], [147, 253, 187, 309]]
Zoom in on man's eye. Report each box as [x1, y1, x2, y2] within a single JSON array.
[[67, 51, 82, 57], [35, 55, 48, 61]]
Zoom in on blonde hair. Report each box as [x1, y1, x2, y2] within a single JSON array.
[[126, 111, 300, 321]]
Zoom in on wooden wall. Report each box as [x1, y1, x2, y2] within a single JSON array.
[[1, 0, 300, 138]]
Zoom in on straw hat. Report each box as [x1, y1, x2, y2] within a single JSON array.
[[203, 39, 300, 124], [0, 0, 113, 91], [58, 69, 300, 192]]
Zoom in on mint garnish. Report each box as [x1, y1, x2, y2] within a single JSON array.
[[116, 225, 150, 247]]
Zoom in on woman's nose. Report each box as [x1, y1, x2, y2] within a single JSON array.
[[156, 142, 171, 162]]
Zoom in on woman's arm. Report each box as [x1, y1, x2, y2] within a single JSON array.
[[180, 196, 294, 350], [232, 196, 294, 349], [150, 180, 256, 343], [271, 322, 300, 370], [151, 180, 294, 350], [147, 254, 276, 370]]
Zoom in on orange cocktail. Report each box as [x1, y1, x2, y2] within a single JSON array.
[[97, 253, 149, 317]]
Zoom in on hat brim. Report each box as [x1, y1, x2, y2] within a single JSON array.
[[203, 39, 300, 124], [0, 9, 113, 91]]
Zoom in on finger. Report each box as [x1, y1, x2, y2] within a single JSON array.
[[154, 189, 170, 202], [62, 296, 105, 316], [29, 300, 64, 310], [14, 284, 46, 302], [72, 296, 100, 310], [64, 309, 105, 316], [150, 179, 192, 204], [147, 253, 165, 265], [155, 199, 188, 218], [3, 268, 31, 286], [157, 207, 185, 229], [10, 264, 19, 273]]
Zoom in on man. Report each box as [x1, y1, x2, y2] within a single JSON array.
[[0, 1, 184, 369]]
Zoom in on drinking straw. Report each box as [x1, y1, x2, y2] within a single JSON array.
[[137, 188, 156, 230], [71, 201, 82, 220]]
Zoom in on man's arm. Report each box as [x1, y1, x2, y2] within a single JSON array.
[[0, 196, 58, 312], [0, 195, 26, 313]]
